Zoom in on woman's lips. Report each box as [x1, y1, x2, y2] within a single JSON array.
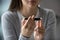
[[28, 0, 36, 3]]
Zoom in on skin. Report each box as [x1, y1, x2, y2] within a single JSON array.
[[20, 0, 40, 17], [34, 20, 45, 40], [20, 0, 45, 40]]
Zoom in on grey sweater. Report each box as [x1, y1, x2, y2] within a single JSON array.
[[1, 7, 56, 40]]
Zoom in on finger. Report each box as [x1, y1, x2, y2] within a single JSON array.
[[34, 29, 39, 36], [35, 21, 40, 28], [31, 15, 34, 20], [24, 16, 31, 28], [34, 24, 38, 31], [38, 18, 43, 28], [27, 15, 35, 30], [35, 21, 39, 31], [21, 18, 26, 26], [36, 18, 43, 29], [40, 20, 42, 27], [26, 16, 31, 23], [36, 21, 38, 27], [27, 16, 33, 29], [31, 15, 35, 28]]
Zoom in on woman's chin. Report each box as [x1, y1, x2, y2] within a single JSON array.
[[28, 5, 36, 8]]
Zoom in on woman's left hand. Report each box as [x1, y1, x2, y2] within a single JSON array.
[[34, 19, 45, 40]]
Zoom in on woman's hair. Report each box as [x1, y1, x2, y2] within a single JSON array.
[[9, 0, 22, 11]]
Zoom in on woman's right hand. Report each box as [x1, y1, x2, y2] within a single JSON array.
[[21, 15, 36, 37], [34, 19, 45, 40]]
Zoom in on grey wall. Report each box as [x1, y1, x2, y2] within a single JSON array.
[[40, 0, 60, 16]]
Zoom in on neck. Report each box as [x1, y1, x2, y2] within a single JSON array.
[[20, 6, 38, 17]]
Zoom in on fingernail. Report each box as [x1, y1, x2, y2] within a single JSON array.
[[40, 20, 42, 27], [32, 15, 35, 20], [29, 16, 31, 19], [32, 15, 34, 17]]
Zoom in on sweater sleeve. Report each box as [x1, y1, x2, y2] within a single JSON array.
[[44, 10, 56, 40], [1, 11, 31, 40]]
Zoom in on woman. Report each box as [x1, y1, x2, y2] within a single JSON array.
[[1, 0, 56, 40]]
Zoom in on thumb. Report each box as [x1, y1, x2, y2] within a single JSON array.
[[36, 20, 41, 28]]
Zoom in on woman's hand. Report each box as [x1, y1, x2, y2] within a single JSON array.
[[34, 19, 45, 40], [21, 15, 36, 37]]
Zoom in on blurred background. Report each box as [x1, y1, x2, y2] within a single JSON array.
[[0, 0, 60, 40]]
